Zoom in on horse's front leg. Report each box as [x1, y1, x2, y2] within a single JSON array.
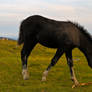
[[65, 50, 79, 87], [42, 48, 64, 81]]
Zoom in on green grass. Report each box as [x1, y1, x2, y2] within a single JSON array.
[[0, 40, 92, 92]]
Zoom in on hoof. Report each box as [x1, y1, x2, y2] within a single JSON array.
[[71, 77, 79, 86], [72, 83, 79, 88], [22, 69, 29, 80], [41, 70, 48, 82], [72, 81, 79, 88], [23, 73, 29, 80], [74, 80, 79, 86], [41, 77, 46, 82]]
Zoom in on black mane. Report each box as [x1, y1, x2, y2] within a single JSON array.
[[73, 22, 92, 42]]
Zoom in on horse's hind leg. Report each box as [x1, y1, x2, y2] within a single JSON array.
[[65, 50, 79, 86], [42, 48, 64, 81], [21, 40, 37, 80]]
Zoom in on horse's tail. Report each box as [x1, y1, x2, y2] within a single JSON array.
[[18, 22, 24, 45]]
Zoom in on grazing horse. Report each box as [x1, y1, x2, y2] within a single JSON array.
[[18, 15, 92, 86]]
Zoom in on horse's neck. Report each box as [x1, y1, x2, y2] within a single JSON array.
[[79, 35, 92, 67], [79, 32, 91, 51]]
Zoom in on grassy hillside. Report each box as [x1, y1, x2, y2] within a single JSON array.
[[0, 40, 92, 92]]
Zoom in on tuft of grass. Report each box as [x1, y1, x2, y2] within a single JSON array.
[[0, 40, 92, 92]]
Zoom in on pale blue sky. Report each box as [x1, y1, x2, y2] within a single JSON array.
[[0, 0, 92, 38]]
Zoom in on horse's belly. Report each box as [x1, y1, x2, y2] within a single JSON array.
[[37, 35, 61, 48], [39, 40, 59, 48], [36, 31, 66, 48]]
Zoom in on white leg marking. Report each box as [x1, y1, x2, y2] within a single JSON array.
[[42, 70, 48, 81], [71, 67, 79, 86], [22, 69, 29, 80]]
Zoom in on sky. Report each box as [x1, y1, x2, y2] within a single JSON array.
[[0, 0, 92, 39]]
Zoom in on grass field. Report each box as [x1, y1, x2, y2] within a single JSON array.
[[0, 40, 92, 92]]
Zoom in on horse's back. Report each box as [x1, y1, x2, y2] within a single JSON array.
[[20, 15, 80, 48]]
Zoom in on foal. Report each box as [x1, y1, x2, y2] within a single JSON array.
[[18, 15, 92, 87]]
